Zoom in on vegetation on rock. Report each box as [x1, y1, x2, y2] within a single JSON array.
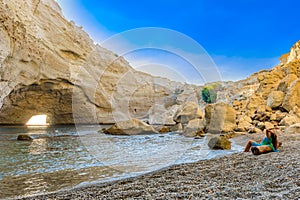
[[201, 83, 222, 103]]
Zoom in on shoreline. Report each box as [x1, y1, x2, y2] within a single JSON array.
[[15, 132, 300, 199]]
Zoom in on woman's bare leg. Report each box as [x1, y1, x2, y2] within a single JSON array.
[[244, 140, 255, 152]]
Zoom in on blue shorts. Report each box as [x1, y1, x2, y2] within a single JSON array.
[[251, 142, 263, 147]]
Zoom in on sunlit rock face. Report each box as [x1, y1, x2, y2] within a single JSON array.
[[2, 0, 299, 128], [216, 40, 300, 130], [0, 0, 201, 125]]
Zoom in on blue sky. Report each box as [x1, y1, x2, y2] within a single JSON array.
[[56, 0, 300, 84]]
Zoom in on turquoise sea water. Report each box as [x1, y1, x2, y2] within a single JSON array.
[[0, 125, 243, 199]]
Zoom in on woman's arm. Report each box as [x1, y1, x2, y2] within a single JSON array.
[[266, 129, 272, 139]]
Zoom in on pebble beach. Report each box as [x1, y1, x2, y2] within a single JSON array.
[[17, 132, 300, 200]]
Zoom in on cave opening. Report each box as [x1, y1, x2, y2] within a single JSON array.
[[26, 115, 48, 126]]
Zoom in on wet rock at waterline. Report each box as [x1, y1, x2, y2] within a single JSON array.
[[169, 123, 183, 132], [156, 126, 171, 133], [103, 118, 158, 135], [208, 136, 231, 150], [17, 134, 33, 141], [183, 119, 205, 137]]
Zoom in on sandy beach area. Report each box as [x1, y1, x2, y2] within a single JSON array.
[[18, 132, 300, 200]]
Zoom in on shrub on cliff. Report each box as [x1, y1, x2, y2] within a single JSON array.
[[201, 83, 221, 103]]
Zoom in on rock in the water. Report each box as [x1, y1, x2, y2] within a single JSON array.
[[282, 79, 300, 112], [103, 118, 158, 135], [205, 102, 236, 134], [156, 126, 171, 133], [267, 91, 285, 108], [169, 123, 183, 132], [285, 123, 300, 134], [183, 119, 205, 137], [17, 134, 33, 141], [208, 136, 231, 150], [174, 101, 203, 124]]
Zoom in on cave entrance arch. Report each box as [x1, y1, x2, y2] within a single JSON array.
[[0, 80, 75, 125]]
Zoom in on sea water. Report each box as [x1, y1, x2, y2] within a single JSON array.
[[0, 125, 243, 199]]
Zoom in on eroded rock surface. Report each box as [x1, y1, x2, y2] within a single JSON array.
[[173, 101, 203, 124], [0, 0, 199, 125], [205, 103, 236, 134], [1, 0, 300, 132], [208, 136, 231, 150], [103, 118, 158, 135]]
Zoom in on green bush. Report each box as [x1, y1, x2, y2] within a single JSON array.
[[201, 83, 221, 103]]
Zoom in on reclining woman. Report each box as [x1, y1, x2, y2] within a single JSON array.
[[244, 127, 281, 154]]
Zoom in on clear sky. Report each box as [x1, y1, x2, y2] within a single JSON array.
[[56, 0, 300, 84]]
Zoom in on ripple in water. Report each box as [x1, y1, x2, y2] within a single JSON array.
[[0, 125, 243, 199]]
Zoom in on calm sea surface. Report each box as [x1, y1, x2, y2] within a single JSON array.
[[0, 125, 243, 199]]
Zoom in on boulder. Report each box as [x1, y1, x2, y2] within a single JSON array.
[[264, 121, 275, 130], [291, 106, 300, 118], [279, 115, 300, 126], [247, 126, 262, 134], [149, 105, 179, 125], [169, 123, 183, 132], [246, 95, 266, 115], [236, 120, 252, 132], [103, 118, 158, 135], [208, 136, 231, 150], [183, 119, 205, 137], [277, 74, 298, 92], [256, 70, 283, 99], [236, 115, 252, 132], [174, 85, 200, 105], [257, 122, 266, 130], [270, 111, 286, 122], [251, 120, 260, 126], [282, 79, 300, 112], [251, 112, 268, 122], [205, 102, 236, 134], [173, 101, 203, 124], [17, 134, 33, 141], [241, 115, 252, 123], [285, 123, 300, 134], [267, 91, 285, 108], [156, 126, 171, 133]]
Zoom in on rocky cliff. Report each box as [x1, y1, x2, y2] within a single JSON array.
[[211, 40, 300, 132], [1, 0, 299, 131], [0, 0, 200, 125]]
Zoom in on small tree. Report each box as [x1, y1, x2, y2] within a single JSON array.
[[201, 83, 220, 103]]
